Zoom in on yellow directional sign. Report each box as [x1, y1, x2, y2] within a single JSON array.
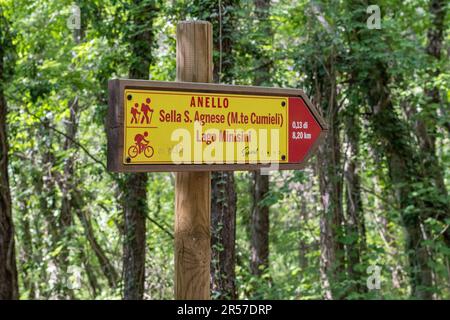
[[106, 80, 326, 172], [123, 89, 288, 164]]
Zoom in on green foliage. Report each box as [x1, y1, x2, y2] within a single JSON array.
[[1, 0, 448, 299]]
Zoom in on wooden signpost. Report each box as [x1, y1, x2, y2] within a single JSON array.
[[106, 21, 327, 299]]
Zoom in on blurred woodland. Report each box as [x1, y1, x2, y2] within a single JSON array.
[[0, 0, 449, 299]]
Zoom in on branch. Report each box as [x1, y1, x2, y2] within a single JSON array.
[[72, 190, 119, 289], [25, 108, 174, 240], [98, 202, 173, 239], [24, 108, 108, 171], [360, 184, 399, 211], [310, 1, 333, 34], [145, 213, 174, 239]]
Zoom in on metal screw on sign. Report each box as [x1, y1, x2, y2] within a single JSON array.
[[281, 101, 286, 107], [127, 94, 132, 100]]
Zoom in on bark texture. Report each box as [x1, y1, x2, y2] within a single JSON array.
[[250, 0, 272, 279], [0, 7, 18, 300], [206, 0, 239, 300], [122, 0, 157, 300]]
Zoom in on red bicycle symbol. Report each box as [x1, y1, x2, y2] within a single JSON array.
[[128, 132, 154, 159], [128, 143, 154, 159]]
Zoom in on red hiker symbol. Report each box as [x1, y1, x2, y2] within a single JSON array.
[[131, 103, 141, 124], [128, 131, 154, 159], [140, 98, 154, 124]]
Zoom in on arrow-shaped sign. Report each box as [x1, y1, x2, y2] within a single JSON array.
[[107, 80, 327, 172]]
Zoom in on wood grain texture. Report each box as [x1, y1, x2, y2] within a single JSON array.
[[175, 171, 211, 299], [174, 21, 212, 300]]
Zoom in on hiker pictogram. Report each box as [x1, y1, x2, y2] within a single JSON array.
[[131, 103, 140, 124], [128, 131, 154, 158], [140, 98, 154, 124], [130, 97, 154, 125]]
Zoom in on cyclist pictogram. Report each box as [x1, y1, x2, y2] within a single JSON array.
[[128, 131, 154, 159]]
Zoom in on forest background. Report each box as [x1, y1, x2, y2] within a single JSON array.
[[0, 0, 449, 300]]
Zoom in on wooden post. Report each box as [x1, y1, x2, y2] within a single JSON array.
[[175, 21, 212, 300]]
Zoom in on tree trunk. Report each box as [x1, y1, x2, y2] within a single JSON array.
[[312, 51, 345, 300], [72, 191, 118, 289], [411, 0, 450, 245], [207, 0, 238, 300], [296, 173, 314, 288], [122, 0, 157, 300], [211, 172, 237, 299], [55, 96, 78, 299], [37, 123, 60, 298], [368, 64, 433, 299], [345, 0, 435, 299], [0, 8, 19, 300], [82, 254, 100, 298], [344, 110, 367, 295], [250, 171, 270, 276], [122, 173, 148, 299], [250, 0, 272, 280], [317, 119, 344, 300], [17, 187, 36, 299], [0, 79, 18, 301], [348, 11, 434, 297], [54, 19, 85, 299]]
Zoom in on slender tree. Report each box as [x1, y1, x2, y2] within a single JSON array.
[[343, 22, 368, 296], [36, 120, 59, 298], [249, 0, 272, 280], [0, 5, 18, 300], [414, 0, 448, 199], [368, 65, 434, 300], [122, 0, 158, 300], [303, 2, 346, 299], [343, 104, 367, 295], [54, 16, 84, 298], [187, 0, 240, 299], [314, 53, 345, 299], [198, 0, 240, 300], [63, 1, 119, 294], [410, 0, 450, 248], [346, 0, 436, 298]]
